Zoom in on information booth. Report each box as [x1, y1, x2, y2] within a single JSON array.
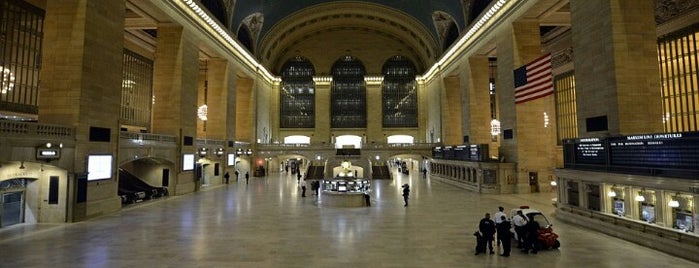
[[320, 178, 370, 207]]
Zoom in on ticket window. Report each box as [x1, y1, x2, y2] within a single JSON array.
[[635, 190, 656, 223], [669, 194, 694, 232], [608, 186, 625, 217]]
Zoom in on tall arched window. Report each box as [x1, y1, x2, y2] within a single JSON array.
[[382, 56, 417, 128], [280, 57, 315, 128], [331, 56, 366, 128]]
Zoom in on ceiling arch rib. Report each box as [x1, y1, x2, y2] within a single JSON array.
[[259, 2, 439, 75]]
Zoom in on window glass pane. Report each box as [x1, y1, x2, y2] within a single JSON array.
[[382, 56, 417, 128], [281, 56, 315, 128]]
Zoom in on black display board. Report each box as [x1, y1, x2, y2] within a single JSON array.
[[432, 144, 489, 162], [564, 132, 699, 179], [573, 138, 607, 165], [608, 132, 699, 169]]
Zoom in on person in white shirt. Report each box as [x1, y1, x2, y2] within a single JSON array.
[[493, 206, 507, 247], [512, 210, 529, 248]]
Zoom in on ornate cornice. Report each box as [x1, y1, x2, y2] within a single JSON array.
[[655, 0, 699, 24]]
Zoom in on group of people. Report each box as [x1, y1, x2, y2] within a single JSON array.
[[475, 206, 540, 257]]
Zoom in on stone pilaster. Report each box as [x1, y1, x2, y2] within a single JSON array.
[[205, 59, 231, 140], [235, 76, 254, 142], [314, 80, 331, 144], [39, 0, 125, 220], [366, 83, 383, 143], [442, 76, 463, 145], [462, 56, 492, 145], [571, 0, 663, 136], [152, 25, 199, 138]]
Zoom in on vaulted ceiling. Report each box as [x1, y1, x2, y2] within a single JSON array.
[[200, 0, 490, 75]]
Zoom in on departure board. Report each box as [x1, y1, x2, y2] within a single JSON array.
[[608, 132, 699, 170], [573, 138, 607, 165]]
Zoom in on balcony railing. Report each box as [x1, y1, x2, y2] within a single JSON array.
[[0, 121, 74, 138]]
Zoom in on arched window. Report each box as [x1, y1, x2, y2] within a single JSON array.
[[331, 56, 366, 128], [237, 24, 254, 54], [443, 22, 459, 51], [280, 57, 315, 128], [382, 56, 417, 128]]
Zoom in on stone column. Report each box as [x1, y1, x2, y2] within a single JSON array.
[[570, 0, 663, 136], [152, 25, 199, 195], [462, 56, 492, 145], [497, 20, 558, 193], [442, 76, 463, 145], [39, 0, 125, 221]]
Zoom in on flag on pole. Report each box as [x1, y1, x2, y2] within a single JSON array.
[[513, 53, 553, 104]]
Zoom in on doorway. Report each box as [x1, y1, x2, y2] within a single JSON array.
[[1, 191, 24, 227], [529, 172, 540, 193]]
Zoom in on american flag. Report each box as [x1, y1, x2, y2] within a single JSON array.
[[513, 53, 553, 104]]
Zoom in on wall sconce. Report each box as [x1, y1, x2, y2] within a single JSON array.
[[550, 180, 557, 186], [668, 193, 680, 208], [214, 148, 224, 157], [635, 188, 646, 202], [198, 147, 208, 158], [607, 185, 617, 197], [246, 149, 252, 156], [236, 148, 243, 156]]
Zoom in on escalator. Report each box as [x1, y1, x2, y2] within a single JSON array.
[[118, 168, 168, 204]]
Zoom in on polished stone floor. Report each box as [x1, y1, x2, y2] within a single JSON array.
[[1, 169, 697, 268]]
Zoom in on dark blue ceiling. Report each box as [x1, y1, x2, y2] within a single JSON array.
[[230, 0, 468, 42]]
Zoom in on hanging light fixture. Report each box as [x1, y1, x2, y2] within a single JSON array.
[[607, 190, 617, 197]]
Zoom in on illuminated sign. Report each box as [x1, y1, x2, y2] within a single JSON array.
[[36, 148, 61, 160]]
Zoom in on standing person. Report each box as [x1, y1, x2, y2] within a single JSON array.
[[301, 179, 307, 197], [512, 210, 528, 249], [493, 206, 507, 247], [401, 184, 410, 206], [224, 172, 230, 184], [478, 213, 496, 254], [523, 217, 540, 254], [245, 171, 249, 184], [297, 172, 302, 182], [496, 215, 512, 257], [313, 180, 320, 195], [235, 169, 240, 182]]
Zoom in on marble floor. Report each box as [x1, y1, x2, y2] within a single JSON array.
[[1, 169, 697, 268]]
